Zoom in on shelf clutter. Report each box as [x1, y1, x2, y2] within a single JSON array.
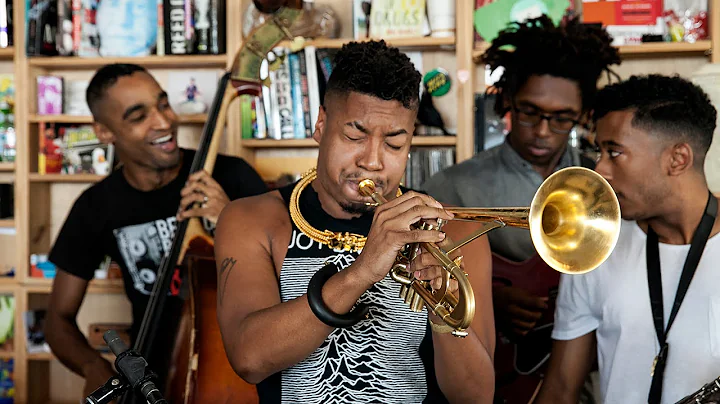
[[0, 0, 711, 402]]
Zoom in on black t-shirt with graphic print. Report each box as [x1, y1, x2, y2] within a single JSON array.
[[48, 148, 268, 343]]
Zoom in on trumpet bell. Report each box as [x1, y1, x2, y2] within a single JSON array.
[[529, 167, 621, 275]]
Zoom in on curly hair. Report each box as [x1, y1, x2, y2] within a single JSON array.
[[324, 40, 422, 110], [481, 15, 621, 116], [86, 63, 148, 120], [593, 74, 717, 165]]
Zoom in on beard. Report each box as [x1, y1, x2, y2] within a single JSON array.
[[340, 201, 375, 215]]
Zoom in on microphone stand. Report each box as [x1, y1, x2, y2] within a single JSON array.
[[85, 330, 167, 404]]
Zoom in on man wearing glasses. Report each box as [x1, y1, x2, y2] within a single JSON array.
[[422, 15, 621, 404]]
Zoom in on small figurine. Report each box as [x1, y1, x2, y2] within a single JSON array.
[[178, 77, 207, 114]]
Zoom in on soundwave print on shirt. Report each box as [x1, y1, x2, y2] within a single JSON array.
[[279, 253, 429, 404], [113, 216, 216, 295]]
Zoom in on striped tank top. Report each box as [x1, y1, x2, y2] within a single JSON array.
[[255, 180, 447, 404]]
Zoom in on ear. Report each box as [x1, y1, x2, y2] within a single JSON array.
[[93, 122, 116, 145], [312, 106, 327, 144], [666, 142, 694, 176]]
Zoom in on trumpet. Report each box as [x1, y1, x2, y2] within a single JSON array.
[[358, 166, 622, 337]]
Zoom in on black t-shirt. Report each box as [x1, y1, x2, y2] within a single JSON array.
[[48, 148, 268, 342]]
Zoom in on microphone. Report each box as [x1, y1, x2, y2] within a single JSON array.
[[103, 330, 167, 404]]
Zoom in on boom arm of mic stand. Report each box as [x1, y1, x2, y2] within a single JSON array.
[[85, 375, 130, 404], [84, 330, 168, 404]]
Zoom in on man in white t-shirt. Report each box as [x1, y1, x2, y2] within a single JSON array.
[[534, 74, 720, 404]]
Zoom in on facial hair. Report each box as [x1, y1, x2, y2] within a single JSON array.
[[340, 201, 375, 215], [340, 171, 385, 215]]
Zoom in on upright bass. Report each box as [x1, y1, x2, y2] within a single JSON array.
[[87, 4, 306, 404]]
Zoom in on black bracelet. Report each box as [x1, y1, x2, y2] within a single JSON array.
[[306, 262, 370, 328]]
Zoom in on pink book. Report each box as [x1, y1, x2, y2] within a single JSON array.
[[37, 76, 64, 115]]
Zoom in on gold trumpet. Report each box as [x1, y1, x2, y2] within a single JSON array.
[[358, 166, 621, 338]]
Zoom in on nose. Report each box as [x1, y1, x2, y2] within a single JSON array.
[[152, 108, 173, 130], [533, 117, 551, 138], [357, 139, 383, 171]]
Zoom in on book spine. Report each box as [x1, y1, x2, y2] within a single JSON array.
[[297, 51, 312, 138], [275, 51, 294, 139], [164, 0, 187, 54], [304, 46, 321, 132], [193, 0, 209, 53], [288, 52, 305, 139], [156, 0, 164, 55]]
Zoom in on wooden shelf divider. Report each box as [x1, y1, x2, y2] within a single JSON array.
[[28, 54, 228, 69], [28, 173, 105, 183], [280, 36, 455, 49], [240, 136, 457, 149], [472, 39, 713, 63], [30, 113, 207, 124]]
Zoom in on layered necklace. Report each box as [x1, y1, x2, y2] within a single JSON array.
[[289, 167, 401, 252]]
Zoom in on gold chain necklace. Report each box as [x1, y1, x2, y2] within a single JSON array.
[[289, 167, 401, 252]]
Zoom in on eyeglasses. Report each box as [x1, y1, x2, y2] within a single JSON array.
[[511, 101, 580, 135]]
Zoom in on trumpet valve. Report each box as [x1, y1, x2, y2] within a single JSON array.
[[410, 290, 424, 312], [403, 287, 416, 305], [399, 284, 409, 300]]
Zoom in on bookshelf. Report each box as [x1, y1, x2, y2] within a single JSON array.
[[3, 0, 718, 402]]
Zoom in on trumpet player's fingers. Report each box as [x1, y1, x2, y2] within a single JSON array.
[[376, 191, 454, 221], [411, 266, 459, 293]]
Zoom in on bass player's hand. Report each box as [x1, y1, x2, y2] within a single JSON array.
[[177, 170, 231, 224], [350, 191, 454, 287], [494, 285, 548, 340]]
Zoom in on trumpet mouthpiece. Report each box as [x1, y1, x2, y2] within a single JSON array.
[[358, 179, 376, 197]]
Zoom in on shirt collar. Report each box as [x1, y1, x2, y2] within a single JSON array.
[[499, 138, 580, 173]]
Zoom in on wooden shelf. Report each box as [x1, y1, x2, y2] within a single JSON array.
[[0, 47, 12, 59], [30, 113, 208, 124], [241, 136, 457, 148], [29, 173, 105, 183], [617, 40, 712, 55], [24, 277, 124, 294], [0, 162, 13, 172], [28, 351, 114, 362], [472, 40, 713, 63], [28, 54, 228, 69], [281, 36, 455, 49], [0, 219, 14, 228]]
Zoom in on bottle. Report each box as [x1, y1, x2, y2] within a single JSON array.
[[0, 102, 7, 163], [3, 103, 14, 162]]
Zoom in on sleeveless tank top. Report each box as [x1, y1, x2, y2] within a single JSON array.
[[255, 180, 448, 404]]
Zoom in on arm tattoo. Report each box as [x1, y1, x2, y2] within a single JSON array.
[[218, 256, 237, 303]]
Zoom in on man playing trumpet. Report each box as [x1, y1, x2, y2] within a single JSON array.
[[213, 40, 496, 403]]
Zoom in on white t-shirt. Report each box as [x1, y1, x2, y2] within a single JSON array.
[[552, 219, 720, 404]]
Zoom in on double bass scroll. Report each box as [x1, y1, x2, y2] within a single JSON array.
[[116, 4, 306, 404]]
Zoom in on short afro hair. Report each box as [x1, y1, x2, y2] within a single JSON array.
[[324, 40, 422, 110], [86, 63, 148, 120], [593, 74, 717, 166], [481, 14, 621, 116]]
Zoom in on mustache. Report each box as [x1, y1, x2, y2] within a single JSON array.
[[343, 173, 386, 190]]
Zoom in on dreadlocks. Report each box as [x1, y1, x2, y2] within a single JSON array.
[[482, 15, 621, 116]]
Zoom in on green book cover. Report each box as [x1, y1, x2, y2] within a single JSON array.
[[474, 0, 569, 43]]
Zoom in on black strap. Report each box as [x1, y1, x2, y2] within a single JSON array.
[[647, 192, 717, 404]]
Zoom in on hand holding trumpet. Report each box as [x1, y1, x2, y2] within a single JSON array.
[[350, 190, 455, 288]]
